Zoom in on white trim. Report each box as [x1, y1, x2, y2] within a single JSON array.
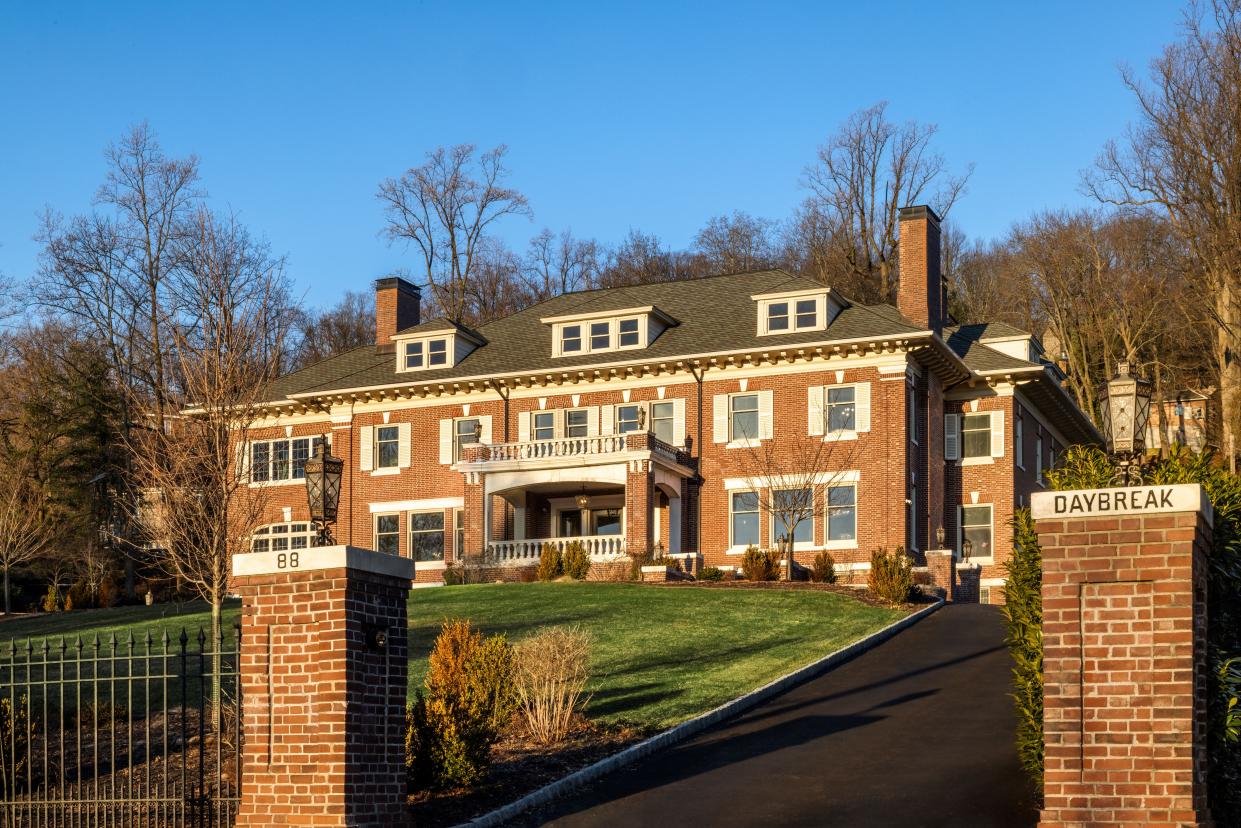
[[370, 467, 401, 477], [723, 470, 860, 490], [540, 305, 660, 324], [369, 497, 464, 514], [756, 294, 828, 336], [959, 456, 994, 467]]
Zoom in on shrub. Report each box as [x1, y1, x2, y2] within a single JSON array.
[[628, 548, 653, 581], [0, 696, 33, 795], [810, 552, 837, 584], [537, 543, 562, 582], [405, 620, 516, 790], [561, 541, 590, 580], [514, 626, 592, 745], [41, 584, 59, 613], [67, 579, 92, 609], [1002, 509, 1044, 789], [867, 547, 913, 604], [97, 578, 117, 609], [698, 567, 724, 582], [741, 546, 779, 581]]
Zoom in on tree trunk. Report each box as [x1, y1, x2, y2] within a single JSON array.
[[1216, 281, 1241, 465], [211, 596, 222, 733], [3, 563, 9, 615]]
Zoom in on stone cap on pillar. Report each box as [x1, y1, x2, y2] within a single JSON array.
[[232, 544, 416, 580], [1031, 483, 1212, 527]]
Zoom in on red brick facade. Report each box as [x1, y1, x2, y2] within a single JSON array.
[[1034, 491, 1211, 827]]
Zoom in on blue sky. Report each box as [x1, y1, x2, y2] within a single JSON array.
[[0, 1, 1183, 309]]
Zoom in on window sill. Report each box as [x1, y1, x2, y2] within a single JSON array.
[[414, 560, 447, 570], [371, 467, 402, 477], [247, 478, 304, 489], [822, 540, 859, 551], [959, 456, 995, 467], [726, 439, 762, 449], [725, 545, 758, 556], [822, 431, 858, 443]]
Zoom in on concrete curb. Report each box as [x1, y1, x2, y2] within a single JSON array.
[[453, 598, 944, 827]]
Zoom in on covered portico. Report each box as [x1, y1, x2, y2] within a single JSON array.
[[456, 432, 696, 569]]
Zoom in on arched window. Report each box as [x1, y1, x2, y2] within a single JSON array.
[[251, 522, 317, 553]]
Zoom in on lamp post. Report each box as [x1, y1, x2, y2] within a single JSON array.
[[304, 440, 344, 546], [1098, 361, 1153, 485]]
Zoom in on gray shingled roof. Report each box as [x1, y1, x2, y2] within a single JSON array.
[[944, 324, 1041, 373], [267, 270, 929, 401]]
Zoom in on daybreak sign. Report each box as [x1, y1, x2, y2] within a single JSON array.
[[1030, 483, 1211, 525]]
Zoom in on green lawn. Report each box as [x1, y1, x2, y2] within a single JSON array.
[[0, 584, 903, 731], [409, 583, 903, 729]]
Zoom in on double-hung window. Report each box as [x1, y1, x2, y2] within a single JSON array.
[[731, 491, 760, 548], [533, 412, 555, 441], [454, 418, 480, 462], [409, 511, 445, 562], [616, 404, 642, 434], [374, 514, 400, 555], [375, 425, 400, 469], [794, 299, 817, 328], [961, 413, 992, 459], [618, 318, 640, 347], [561, 325, 582, 353], [960, 505, 993, 560], [729, 394, 759, 441], [590, 321, 611, 350], [826, 484, 857, 543], [826, 387, 856, 433], [651, 401, 675, 444], [565, 409, 589, 438], [772, 488, 813, 545], [428, 338, 448, 366], [404, 341, 424, 369], [760, 294, 823, 334], [1015, 415, 1025, 469], [454, 509, 464, 559], [249, 436, 324, 483], [766, 302, 790, 332]]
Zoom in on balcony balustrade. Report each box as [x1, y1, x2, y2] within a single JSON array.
[[485, 534, 627, 566]]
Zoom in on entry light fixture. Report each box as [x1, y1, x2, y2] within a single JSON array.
[[575, 485, 590, 510], [962, 538, 973, 563], [1098, 360, 1153, 485], [304, 439, 344, 546]]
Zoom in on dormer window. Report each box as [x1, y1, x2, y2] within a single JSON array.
[[403, 337, 448, 369], [394, 325, 484, 373], [428, 338, 447, 366], [543, 306, 676, 358], [753, 288, 838, 336]]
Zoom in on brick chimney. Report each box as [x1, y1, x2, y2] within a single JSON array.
[[375, 276, 421, 353], [897, 205, 946, 333]]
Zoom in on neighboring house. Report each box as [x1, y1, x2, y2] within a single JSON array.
[[236, 206, 1099, 603], [1146, 389, 1211, 453]]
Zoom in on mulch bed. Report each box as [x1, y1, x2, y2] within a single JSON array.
[[649, 578, 934, 610], [407, 721, 644, 827]]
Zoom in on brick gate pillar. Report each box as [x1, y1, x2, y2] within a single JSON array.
[[1032, 484, 1212, 828], [232, 545, 413, 827]]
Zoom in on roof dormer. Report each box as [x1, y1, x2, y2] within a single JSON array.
[[540, 305, 678, 358], [751, 287, 845, 336], [392, 319, 486, 373]]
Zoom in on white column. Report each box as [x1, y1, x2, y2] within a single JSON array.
[[653, 497, 662, 550]]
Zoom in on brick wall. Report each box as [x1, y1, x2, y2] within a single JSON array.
[[1035, 506, 1211, 827]]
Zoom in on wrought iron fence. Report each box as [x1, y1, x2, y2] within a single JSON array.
[[0, 625, 241, 827]]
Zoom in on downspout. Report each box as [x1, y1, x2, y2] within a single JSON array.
[[688, 362, 706, 556]]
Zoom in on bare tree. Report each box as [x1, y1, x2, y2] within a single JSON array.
[[523, 228, 600, 299], [378, 144, 531, 322], [692, 211, 779, 274], [803, 102, 972, 303], [1085, 0, 1241, 458], [469, 237, 532, 324], [596, 229, 690, 288], [738, 428, 859, 581], [293, 290, 375, 368], [130, 209, 290, 712], [0, 460, 53, 613]]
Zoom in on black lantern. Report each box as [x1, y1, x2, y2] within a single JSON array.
[[1098, 361, 1153, 484], [935, 526, 945, 548], [962, 538, 973, 563], [304, 439, 343, 546]]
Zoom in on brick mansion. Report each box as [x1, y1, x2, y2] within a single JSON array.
[[237, 206, 1099, 603]]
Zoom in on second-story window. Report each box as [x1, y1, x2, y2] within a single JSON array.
[[428, 338, 448, 366], [565, 409, 589, 438], [826, 387, 856, 433], [376, 425, 400, 468], [962, 413, 992, 458], [590, 321, 611, 350], [618, 318, 640, 347], [454, 418, 480, 461], [533, 412, 555, 441], [250, 436, 324, 483], [616, 404, 642, 434], [795, 298, 818, 328], [730, 394, 759, 441], [651, 401, 675, 444], [561, 324, 582, 353], [766, 302, 790, 332]]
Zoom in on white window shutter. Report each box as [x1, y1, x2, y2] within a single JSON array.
[[479, 415, 493, 444], [990, 410, 1006, 458], [586, 407, 599, 436], [600, 405, 614, 435], [360, 425, 375, 471], [672, 398, 686, 445], [553, 409, 565, 440], [855, 383, 872, 433], [397, 422, 411, 468], [713, 394, 728, 443], [235, 440, 250, 483], [758, 390, 774, 440], [944, 414, 960, 461], [437, 420, 452, 465], [518, 411, 531, 442], [808, 386, 825, 437]]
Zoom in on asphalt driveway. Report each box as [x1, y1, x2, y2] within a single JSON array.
[[517, 604, 1037, 828]]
